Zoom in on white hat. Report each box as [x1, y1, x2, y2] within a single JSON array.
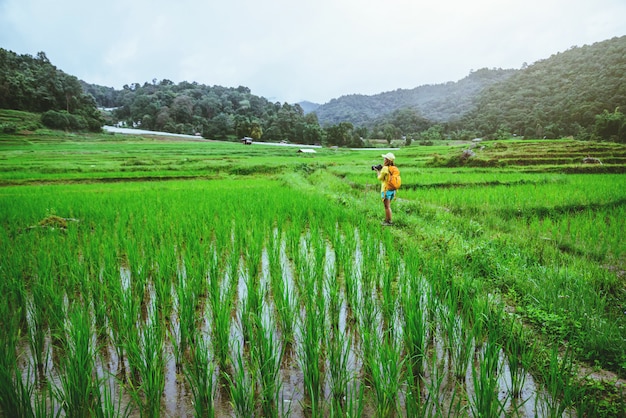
[[382, 152, 396, 161]]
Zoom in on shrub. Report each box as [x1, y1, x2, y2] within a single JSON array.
[[0, 122, 17, 133], [41, 110, 70, 130]]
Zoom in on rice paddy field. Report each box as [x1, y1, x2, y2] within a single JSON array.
[[0, 130, 625, 417]]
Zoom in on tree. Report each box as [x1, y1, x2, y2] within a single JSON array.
[[593, 108, 626, 142], [325, 122, 353, 147]]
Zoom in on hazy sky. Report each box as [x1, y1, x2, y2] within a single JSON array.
[[1, 0, 625, 104]]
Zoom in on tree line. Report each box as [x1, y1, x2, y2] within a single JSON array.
[[0, 49, 102, 131], [86, 80, 326, 145]]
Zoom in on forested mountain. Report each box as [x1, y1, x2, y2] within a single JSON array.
[[462, 36, 626, 140], [0, 49, 102, 131], [313, 68, 518, 127]]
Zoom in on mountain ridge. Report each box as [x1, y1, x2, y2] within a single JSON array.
[[308, 68, 517, 127]]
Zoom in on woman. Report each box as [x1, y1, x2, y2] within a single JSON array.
[[375, 152, 396, 226]]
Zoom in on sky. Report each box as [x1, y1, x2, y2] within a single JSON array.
[[1, 0, 625, 104]]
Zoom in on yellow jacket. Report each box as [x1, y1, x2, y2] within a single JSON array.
[[377, 166, 390, 192]]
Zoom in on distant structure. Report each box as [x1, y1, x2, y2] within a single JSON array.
[[241, 137, 253, 145], [582, 156, 602, 164]]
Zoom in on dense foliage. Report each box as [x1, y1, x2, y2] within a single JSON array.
[[85, 80, 326, 144], [462, 36, 626, 141], [0, 49, 103, 131]]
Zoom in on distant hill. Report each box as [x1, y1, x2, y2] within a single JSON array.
[[462, 35, 626, 139], [298, 101, 320, 114], [313, 68, 518, 127]]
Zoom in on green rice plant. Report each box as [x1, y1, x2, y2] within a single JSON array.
[[26, 294, 48, 380], [56, 306, 101, 417], [469, 337, 506, 418], [206, 246, 234, 374], [210, 286, 233, 374], [251, 313, 283, 418], [342, 381, 365, 418], [140, 309, 166, 417], [404, 357, 429, 418], [340, 229, 359, 314], [418, 349, 464, 418], [539, 346, 578, 418], [505, 319, 535, 399], [0, 341, 36, 417], [369, 328, 403, 417], [184, 335, 216, 418], [357, 286, 378, 382], [227, 348, 256, 418], [298, 274, 325, 415], [453, 317, 474, 382], [327, 328, 351, 414], [121, 288, 142, 384], [241, 237, 264, 347], [102, 262, 130, 377], [401, 275, 428, 386], [379, 253, 398, 331], [173, 268, 197, 370], [33, 379, 59, 418], [266, 230, 297, 347], [153, 248, 175, 324], [276, 279, 296, 348]]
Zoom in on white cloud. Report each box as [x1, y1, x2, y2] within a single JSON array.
[[1, 0, 625, 103]]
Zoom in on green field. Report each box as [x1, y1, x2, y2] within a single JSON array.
[[1, 129, 625, 417]]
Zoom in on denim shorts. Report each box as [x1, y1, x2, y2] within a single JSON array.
[[381, 190, 396, 201]]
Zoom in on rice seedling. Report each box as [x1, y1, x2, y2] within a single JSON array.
[[327, 327, 352, 414], [401, 271, 429, 387], [298, 293, 325, 415], [136, 309, 166, 417], [369, 328, 403, 417], [343, 381, 365, 418], [173, 265, 197, 370], [120, 287, 142, 385], [184, 335, 216, 418], [26, 293, 49, 380], [227, 348, 255, 418], [538, 346, 578, 418], [505, 319, 535, 399], [251, 312, 283, 417], [206, 246, 235, 374], [55, 306, 101, 417], [0, 348, 37, 417], [469, 334, 506, 418]]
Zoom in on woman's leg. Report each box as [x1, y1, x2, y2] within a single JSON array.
[[383, 198, 392, 223]]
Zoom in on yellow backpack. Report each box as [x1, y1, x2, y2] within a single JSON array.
[[387, 166, 402, 190]]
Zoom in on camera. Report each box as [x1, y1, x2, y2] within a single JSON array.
[[371, 164, 383, 171]]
